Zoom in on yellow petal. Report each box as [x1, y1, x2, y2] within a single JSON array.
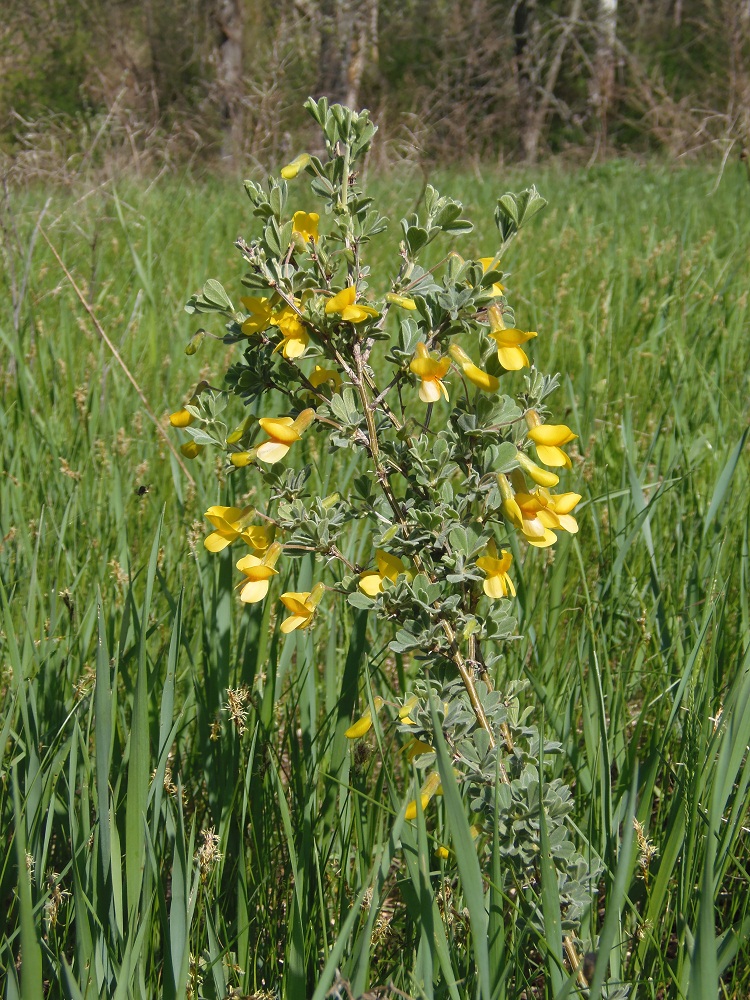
[[240, 525, 275, 551], [515, 451, 560, 487], [375, 550, 406, 582], [325, 286, 357, 314], [527, 424, 577, 446], [534, 444, 572, 468], [405, 738, 433, 761], [291, 408, 315, 434], [292, 210, 319, 242], [435, 846, 450, 860], [169, 408, 194, 428], [204, 531, 232, 553], [281, 153, 311, 179], [549, 492, 581, 514], [309, 366, 342, 389], [495, 345, 529, 371], [418, 378, 443, 403], [280, 592, 311, 613], [405, 772, 442, 820], [525, 527, 557, 547], [358, 571, 383, 596], [462, 361, 498, 392], [482, 574, 508, 599], [258, 417, 299, 444], [385, 293, 416, 310], [236, 553, 262, 572], [180, 441, 203, 459], [399, 695, 419, 719], [239, 578, 270, 604], [341, 303, 379, 323], [230, 451, 256, 467], [256, 441, 291, 464], [280, 614, 308, 633], [345, 710, 373, 739], [281, 332, 309, 359]]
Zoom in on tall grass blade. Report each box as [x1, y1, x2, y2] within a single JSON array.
[[430, 695, 491, 1000]]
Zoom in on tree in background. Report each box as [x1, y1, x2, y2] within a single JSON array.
[[1, 0, 748, 171]]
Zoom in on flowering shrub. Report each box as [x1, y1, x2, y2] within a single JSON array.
[[173, 98, 595, 961]]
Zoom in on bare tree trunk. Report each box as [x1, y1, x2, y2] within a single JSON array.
[[592, 0, 618, 152], [214, 0, 243, 159], [515, 0, 583, 162], [514, 0, 540, 161], [316, 0, 378, 109]]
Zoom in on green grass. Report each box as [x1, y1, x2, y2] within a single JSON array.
[[1, 159, 749, 998]]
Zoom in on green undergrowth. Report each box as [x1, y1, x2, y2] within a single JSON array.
[[1, 160, 749, 998]]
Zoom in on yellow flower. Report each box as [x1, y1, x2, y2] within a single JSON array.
[[398, 694, 419, 726], [404, 738, 433, 762], [280, 153, 311, 179], [405, 771, 442, 820], [525, 410, 577, 468], [487, 303, 537, 371], [410, 342, 451, 403], [325, 285, 379, 323], [385, 292, 417, 310], [515, 450, 560, 487], [358, 549, 409, 596], [180, 441, 203, 459], [169, 383, 207, 426], [203, 505, 274, 553], [476, 539, 516, 599], [523, 488, 582, 536], [308, 365, 342, 391], [230, 450, 257, 467], [236, 542, 282, 604], [498, 473, 554, 546], [271, 304, 309, 359], [344, 697, 384, 738], [435, 845, 450, 860], [292, 211, 319, 243], [240, 296, 274, 336], [501, 474, 581, 547], [279, 582, 326, 633], [169, 407, 194, 428], [449, 343, 499, 392], [478, 256, 506, 296], [256, 408, 315, 464]]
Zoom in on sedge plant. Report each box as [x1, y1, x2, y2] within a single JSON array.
[[172, 97, 600, 992]]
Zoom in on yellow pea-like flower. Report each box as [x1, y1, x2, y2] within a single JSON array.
[[358, 549, 409, 596], [525, 409, 577, 469], [280, 153, 311, 179], [292, 211, 319, 243], [256, 408, 315, 464], [410, 342, 451, 403], [325, 285, 379, 323], [240, 296, 274, 336], [344, 697, 385, 739], [449, 343, 499, 393], [405, 771, 442, 820], [236, 543, 282, 604], [279, 581, 325, 633], [476, 539, 516, 599]]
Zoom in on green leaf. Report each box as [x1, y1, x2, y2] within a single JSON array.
[[202, 278, 233, 311]]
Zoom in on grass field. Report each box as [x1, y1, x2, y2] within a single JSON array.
[[1, 158, 749, 999]]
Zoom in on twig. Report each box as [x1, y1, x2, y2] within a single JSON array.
[[40, 227, 196, 486]]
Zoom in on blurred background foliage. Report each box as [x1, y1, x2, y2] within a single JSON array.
[[1, 0, 749, 180]]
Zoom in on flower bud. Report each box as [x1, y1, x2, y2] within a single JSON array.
[[280, 153, 311, 179]]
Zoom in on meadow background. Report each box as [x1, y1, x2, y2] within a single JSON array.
[[0, 151, 749, 998]]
